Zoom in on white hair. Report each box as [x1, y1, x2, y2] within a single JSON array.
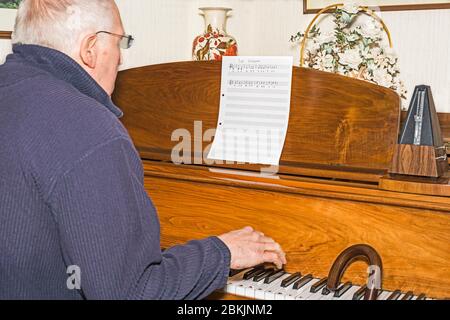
[[12, 0, 116, 57]]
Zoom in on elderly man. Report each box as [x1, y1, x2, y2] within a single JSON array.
[[0, 0, 286, 300]]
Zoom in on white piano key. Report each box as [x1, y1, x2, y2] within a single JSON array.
[[223, 270, 424, 301], [234, 278, 253, 298], [261, 274, 289, 300], [276, 275, 309, 300], [308, 288, 329, 300], [224, 269, 251, 295], [323, 285, 360, 301], [411, 295, 433, 300], [227, 270, 288, 300], [235, 279, 256, 297], [224, 280, 238, 295], [377, 290, 392, 300], [244, 276, 278, 299], [320, 284, 356, 300], [319, 291, 335, 300], [304, 279, 331, 301], [225, 282, 240, 295], [263, 273, 304, 300], [293, 278, 321, 300], [264, 291, 278, 300], [244, 285, 257, 299], [268, 277, 319, 300], [254, 273, 292, 300], [272, 279, 314, 300], [340, 285, 360, 300]]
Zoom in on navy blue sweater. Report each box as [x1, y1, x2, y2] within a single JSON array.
[[0, 44, 230, 300]]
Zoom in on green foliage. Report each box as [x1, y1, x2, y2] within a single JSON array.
[[0, 0, 21, 9]]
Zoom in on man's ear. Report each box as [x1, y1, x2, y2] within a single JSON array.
[[79, 34, 98, 69]]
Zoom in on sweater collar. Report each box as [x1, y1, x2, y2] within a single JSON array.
[[10, 44, 123, 118]]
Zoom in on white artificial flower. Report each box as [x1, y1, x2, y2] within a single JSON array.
[[293, 5, 407, 99], [342, 2, 359, 15], [316, 52, 335, 70], [317, 32, 336, 44], [337, 64, 348, 75], [359, 42, 369, 55], [392, 75, 401, 87], [373, 68, 393, 88], [359, 20, 382, 39], [339, 12, 353, 27], [384, 47, 398, 64], [338, 48, 362, 70], [346, 33, 359, 42], [374, 53, 389, 69], [306, 40, 321, 55], [361, 68, 371, 81], [323, 54, 334, 69], [368, 47, 382, 60]]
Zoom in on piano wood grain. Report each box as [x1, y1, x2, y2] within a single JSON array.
[[112, 62, 450, 300], [113, 61, 401, 174], [142, 161, 450, 211], [142, 161, 450, 299]]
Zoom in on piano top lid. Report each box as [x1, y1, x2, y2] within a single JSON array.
[[112, 61, 401, 180]]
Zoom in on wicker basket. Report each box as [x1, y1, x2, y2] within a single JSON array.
[[300, 3, 393, 67]]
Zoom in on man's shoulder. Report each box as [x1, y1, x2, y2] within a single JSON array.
[[0, 62, 134, 197], [0, 59, 46, 88], [2, 65, 113, 118], [1, 61, 125, 139]]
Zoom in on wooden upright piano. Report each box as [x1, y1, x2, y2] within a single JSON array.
[[113, 61, 450, 300]]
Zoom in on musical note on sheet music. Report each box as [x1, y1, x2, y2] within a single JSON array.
[[207, 56, 294, 166]]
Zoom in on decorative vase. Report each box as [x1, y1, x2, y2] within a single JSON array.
[[192, 7, 238, 61]]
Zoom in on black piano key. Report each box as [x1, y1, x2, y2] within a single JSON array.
[[321, 287, 331, 296], [353, 285, 367, 300], [264, 270, 286, 284], [387, 290, 402, 300], [401, 291, 414, 300], [281, 272, 302, 288], [229, 269, 245, 277], [253, 269, 275, 282], [334, 282, 353, 298], [293, 274, 313, 290], [310, 277, 328, 294], [416, 293, 427, 300], [243, 266, 266, 280]]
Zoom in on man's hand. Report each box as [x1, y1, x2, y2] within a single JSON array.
[[218, 227, 287, 270]]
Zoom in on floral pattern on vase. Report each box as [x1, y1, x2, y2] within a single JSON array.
[[193, 7, 238, 61]]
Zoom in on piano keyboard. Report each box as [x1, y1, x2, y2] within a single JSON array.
[[221, 266, 430, 300]]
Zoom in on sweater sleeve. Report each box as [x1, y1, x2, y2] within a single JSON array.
[[48, 137, 230, 300]]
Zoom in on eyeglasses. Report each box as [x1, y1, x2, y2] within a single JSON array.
[[95, 31, 134, 49]]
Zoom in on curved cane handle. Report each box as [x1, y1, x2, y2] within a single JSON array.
[[327, 244, 383, 300]]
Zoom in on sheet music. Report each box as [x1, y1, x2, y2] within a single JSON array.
[[207, 56, 293, 166]]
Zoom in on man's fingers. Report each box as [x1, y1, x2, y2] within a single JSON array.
[[262, 242, 286, 258], [258, 235, 277, 244], [261, 242, 282, 253], [262, 242, 287, 265], [221, 228, 287, 270], [262, 251, 284, 269]]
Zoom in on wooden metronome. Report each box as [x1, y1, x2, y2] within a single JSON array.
[[390, 85, 448, 178]]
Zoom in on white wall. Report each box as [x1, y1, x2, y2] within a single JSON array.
[[0, 8, 15, 64], [1, 0, 449, 112], [116, 0, 450, 112], [0, 39, 11, 63]]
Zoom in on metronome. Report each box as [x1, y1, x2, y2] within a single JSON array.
[[390, 85, 448, 178]]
